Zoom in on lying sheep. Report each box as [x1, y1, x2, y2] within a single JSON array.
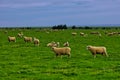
[[24, 36, 32, 42], [47, 41, 59, 47], [52, 47, 71, 57], [8, 36, 16, 42], [63, 41, 69, 47], [87, 45, 108, 58], [33, 37, 40, 46]]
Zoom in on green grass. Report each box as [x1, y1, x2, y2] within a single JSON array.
[[0, 29, 120, 80]]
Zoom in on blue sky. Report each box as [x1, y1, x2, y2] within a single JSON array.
[[0, 0, 120, 27]]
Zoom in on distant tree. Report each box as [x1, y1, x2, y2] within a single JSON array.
[[52, 24, 67, 29], [84, 26, 90, 29], [79, 27, 84, 29], [63, 24, 67, 29], [72, 25, 76, 29]]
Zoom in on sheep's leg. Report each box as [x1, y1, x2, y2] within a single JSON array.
[[105, 52, 109, 57], [93, 53, 96, 58], [92, 52, 96, 58], [56, 54, 58, 57], [68, 54, 71, 58]]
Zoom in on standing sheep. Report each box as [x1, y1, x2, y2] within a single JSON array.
[[52, 47, 71, 58], [33, 37, 40, 46], [24, 36, 32, 42], [87, 45, 108, 58], [8, 36, 16, 42]]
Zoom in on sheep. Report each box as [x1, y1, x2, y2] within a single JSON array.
[[8, 36, 16, 42], [52, 47, 71, 57], [80, 32, 87, 37], [72, 32, 77, 36], [17, 32, 23, 38], [90, 32, 101, 37], [87, 45, 108, 58], [107, 32, 119, 36], [24, 36, 32, 42], [47, 41, 59, 47], [107, 32, 114, 36], [90, 32, 100, 34], [80, 32, 85, 36], [63, 41, 69, 47], [33, 37, 40, 46]]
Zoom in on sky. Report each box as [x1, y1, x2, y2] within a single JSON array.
[[0, 0, 120, 27]]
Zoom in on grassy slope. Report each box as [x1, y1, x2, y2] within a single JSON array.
[[0, 29, 120, 80]]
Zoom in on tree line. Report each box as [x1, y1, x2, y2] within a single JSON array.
[[0, 24, 120, 30]]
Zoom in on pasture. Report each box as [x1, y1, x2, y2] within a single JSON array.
[[0, 28, 120, 80]]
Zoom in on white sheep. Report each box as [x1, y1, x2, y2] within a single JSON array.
[[24, 36, 32, 42], [33, 37, 40, 46], [90, 32, 101, 37], [17, 32, 23, 38], [63, 41, 69, 47], [80, 32, 87, 37], [72, 32, 77, 36], [87, 45, 108, 58], [52, 47, 71, 57], [47, 41, 59, 47], [80, 32, 85, 36], [8, 36, 16, 42]]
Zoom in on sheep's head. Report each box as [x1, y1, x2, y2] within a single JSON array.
[[52, 47, 56, 50], [33, 37, 36, 40], [86, 45, 92, 50]]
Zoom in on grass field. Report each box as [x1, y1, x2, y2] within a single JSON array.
[[0, 28, 120, 80]]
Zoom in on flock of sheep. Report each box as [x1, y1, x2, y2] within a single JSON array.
[[8, 32, 40, 46], [72, 31, 120, 37], [5, 30, 112, 58]]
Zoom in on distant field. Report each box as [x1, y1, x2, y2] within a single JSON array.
[[0, 29, 120, 80]]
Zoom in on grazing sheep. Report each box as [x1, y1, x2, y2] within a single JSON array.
[[80, 32, 87, 37], [63, 41, 69, 47], [80, 32, 85, 36], [87, 45, 108, 58], [107, 32, 114, 36], [17, 32, 23, 38], [72, 32, 77, 36], [47, 41, 59, 47], [24, 36, 32, 42], [90, 32, 100, 34], [107, 32, 119, 36], [33, 37, 40, 46], [8, 36, 16, 42], [52, 47, 71, 57], [90, 32, 101, 37]]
